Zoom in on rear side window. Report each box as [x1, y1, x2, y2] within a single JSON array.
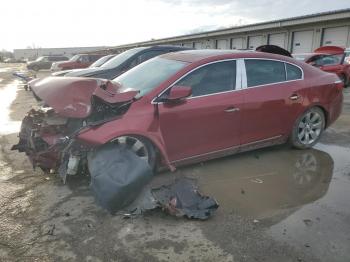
[[176, 61, 236, 97], [286, 63, 302, 80], [245, 59, 286, 87]]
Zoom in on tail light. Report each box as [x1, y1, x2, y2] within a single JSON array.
[[334, 80, 344, 91]]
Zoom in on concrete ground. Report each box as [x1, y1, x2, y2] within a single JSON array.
[[0, 63, 349, 262]]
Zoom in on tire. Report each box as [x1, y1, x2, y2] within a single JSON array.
[[32, 65, 39, 71], [290, 107, 325, 149], [112, 136, 157, 170]]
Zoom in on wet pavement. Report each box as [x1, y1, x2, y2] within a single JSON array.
[[0, 63, 349, 261]]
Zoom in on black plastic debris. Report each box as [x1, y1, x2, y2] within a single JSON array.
[[125, 177, 219, 220], [88, 143, 153, 213], [151, 178, 219, 220]]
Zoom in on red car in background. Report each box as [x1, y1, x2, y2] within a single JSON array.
[[50, 53, 104, 71], [293, 46, 350, 86], [13, 50, 343, 179]]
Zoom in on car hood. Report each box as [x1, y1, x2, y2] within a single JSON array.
[[30, 77, 138, 118], [65, 67, 108, 77]]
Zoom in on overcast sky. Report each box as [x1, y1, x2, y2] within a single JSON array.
[[0, 0, 349, 51]]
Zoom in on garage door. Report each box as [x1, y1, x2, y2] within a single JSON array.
[[194, 42, 204, 49], [217, 39, 229, 49], [248, 35, 263, 50], [322, 26, 349, 47], [231, 37, 244, 49], [182, 42, 193, 48], [292, 30, 314, 53], [268, 33, 286, 48]]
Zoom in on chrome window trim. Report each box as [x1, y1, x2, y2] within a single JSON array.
[[242, 58, 304, 89], [151, 59, 243, 104]]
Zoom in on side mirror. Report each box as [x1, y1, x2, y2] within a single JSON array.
[[165, 86, 192, 102]]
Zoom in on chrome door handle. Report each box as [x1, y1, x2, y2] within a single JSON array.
[[225, 107, 240, 113], [289, 94, 300, 101]]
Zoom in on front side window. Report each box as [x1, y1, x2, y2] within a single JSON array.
[[175, 61, 236, 97], [113, 57, 187, 97], [102, 47, 147, 69], [79, 55, 90, 63], [245, 59, 286, 87], [286, 63, 303, 80]]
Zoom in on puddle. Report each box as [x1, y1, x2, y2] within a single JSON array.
[[0, 81, 21, 135], [264, 143, 350, 261], [169, 146, 334, 220]]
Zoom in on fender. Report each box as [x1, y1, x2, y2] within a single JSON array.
[[76, 116, 175, 171]]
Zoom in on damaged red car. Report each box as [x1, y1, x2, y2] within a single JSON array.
[[293, 46, 350, 86], [12, 50, 343, 182]]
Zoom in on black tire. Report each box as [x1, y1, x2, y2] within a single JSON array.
[[290, 107, 325, 149], [32, 65, 39, 71]]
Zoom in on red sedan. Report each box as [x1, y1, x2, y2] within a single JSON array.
[[293, 46, 350, 86], [13, 50, 343, 176]]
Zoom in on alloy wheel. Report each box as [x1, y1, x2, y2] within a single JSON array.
[[113, 136, 149, 162], [297, 111, 323, 145]]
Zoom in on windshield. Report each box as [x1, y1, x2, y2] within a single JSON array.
[[101, 48, 146, 69], [35, 57, 44, 61], [113, 57, 188, 97], [70, 55, 80, 61], [89, 55, 114, 68]]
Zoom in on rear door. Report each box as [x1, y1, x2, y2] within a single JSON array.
[[158, 60, 243, 162], [240, 59, 305, 145]]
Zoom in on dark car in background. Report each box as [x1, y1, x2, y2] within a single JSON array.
[[52, 54, 116, 77], [293, 46, 350, 86], [63, 45, 191, 79], [27, 56, 69, 71], [50, 54, 104, 71]]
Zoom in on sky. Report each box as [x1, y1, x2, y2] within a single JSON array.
[[0, 0, 349, 51]]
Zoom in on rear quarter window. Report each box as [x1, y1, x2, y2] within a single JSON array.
[[286, 63, 303, 80]]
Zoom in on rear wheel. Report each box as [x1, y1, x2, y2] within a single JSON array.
[[112, 136, 157, 170], [290, 107, 325, 149], [32, 65, 39, 71]]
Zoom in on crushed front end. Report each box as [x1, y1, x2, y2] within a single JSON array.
[[11, 77, 137, 183], [11, 107, 89, 182]]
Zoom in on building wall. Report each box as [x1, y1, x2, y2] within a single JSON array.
[[13, 46, 108, 60], [108, 9, 350, 54]]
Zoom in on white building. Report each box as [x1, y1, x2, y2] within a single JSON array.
[[14, 46, 109, 60], [109, 8, 350, 54]]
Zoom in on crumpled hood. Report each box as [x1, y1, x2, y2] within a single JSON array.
[[65, 67, 108, 77], [30, 76, 138, 118]]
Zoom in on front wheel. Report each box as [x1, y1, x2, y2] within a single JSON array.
[[112, 136, 157, 170], [290, 107, 325, 149]]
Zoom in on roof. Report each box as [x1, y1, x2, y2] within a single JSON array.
[[161, 49, 297, 64]]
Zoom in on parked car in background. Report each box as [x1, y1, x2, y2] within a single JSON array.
[[50, 54, 104, 71], [293, 46, 350, 87], [26, 56, 68, 71], [52, 54, 116, 77], [62, 45, 191, 79], [14, 50, 343, 176]]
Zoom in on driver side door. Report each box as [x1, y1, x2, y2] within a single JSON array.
[[157, 60, 243, 162]]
